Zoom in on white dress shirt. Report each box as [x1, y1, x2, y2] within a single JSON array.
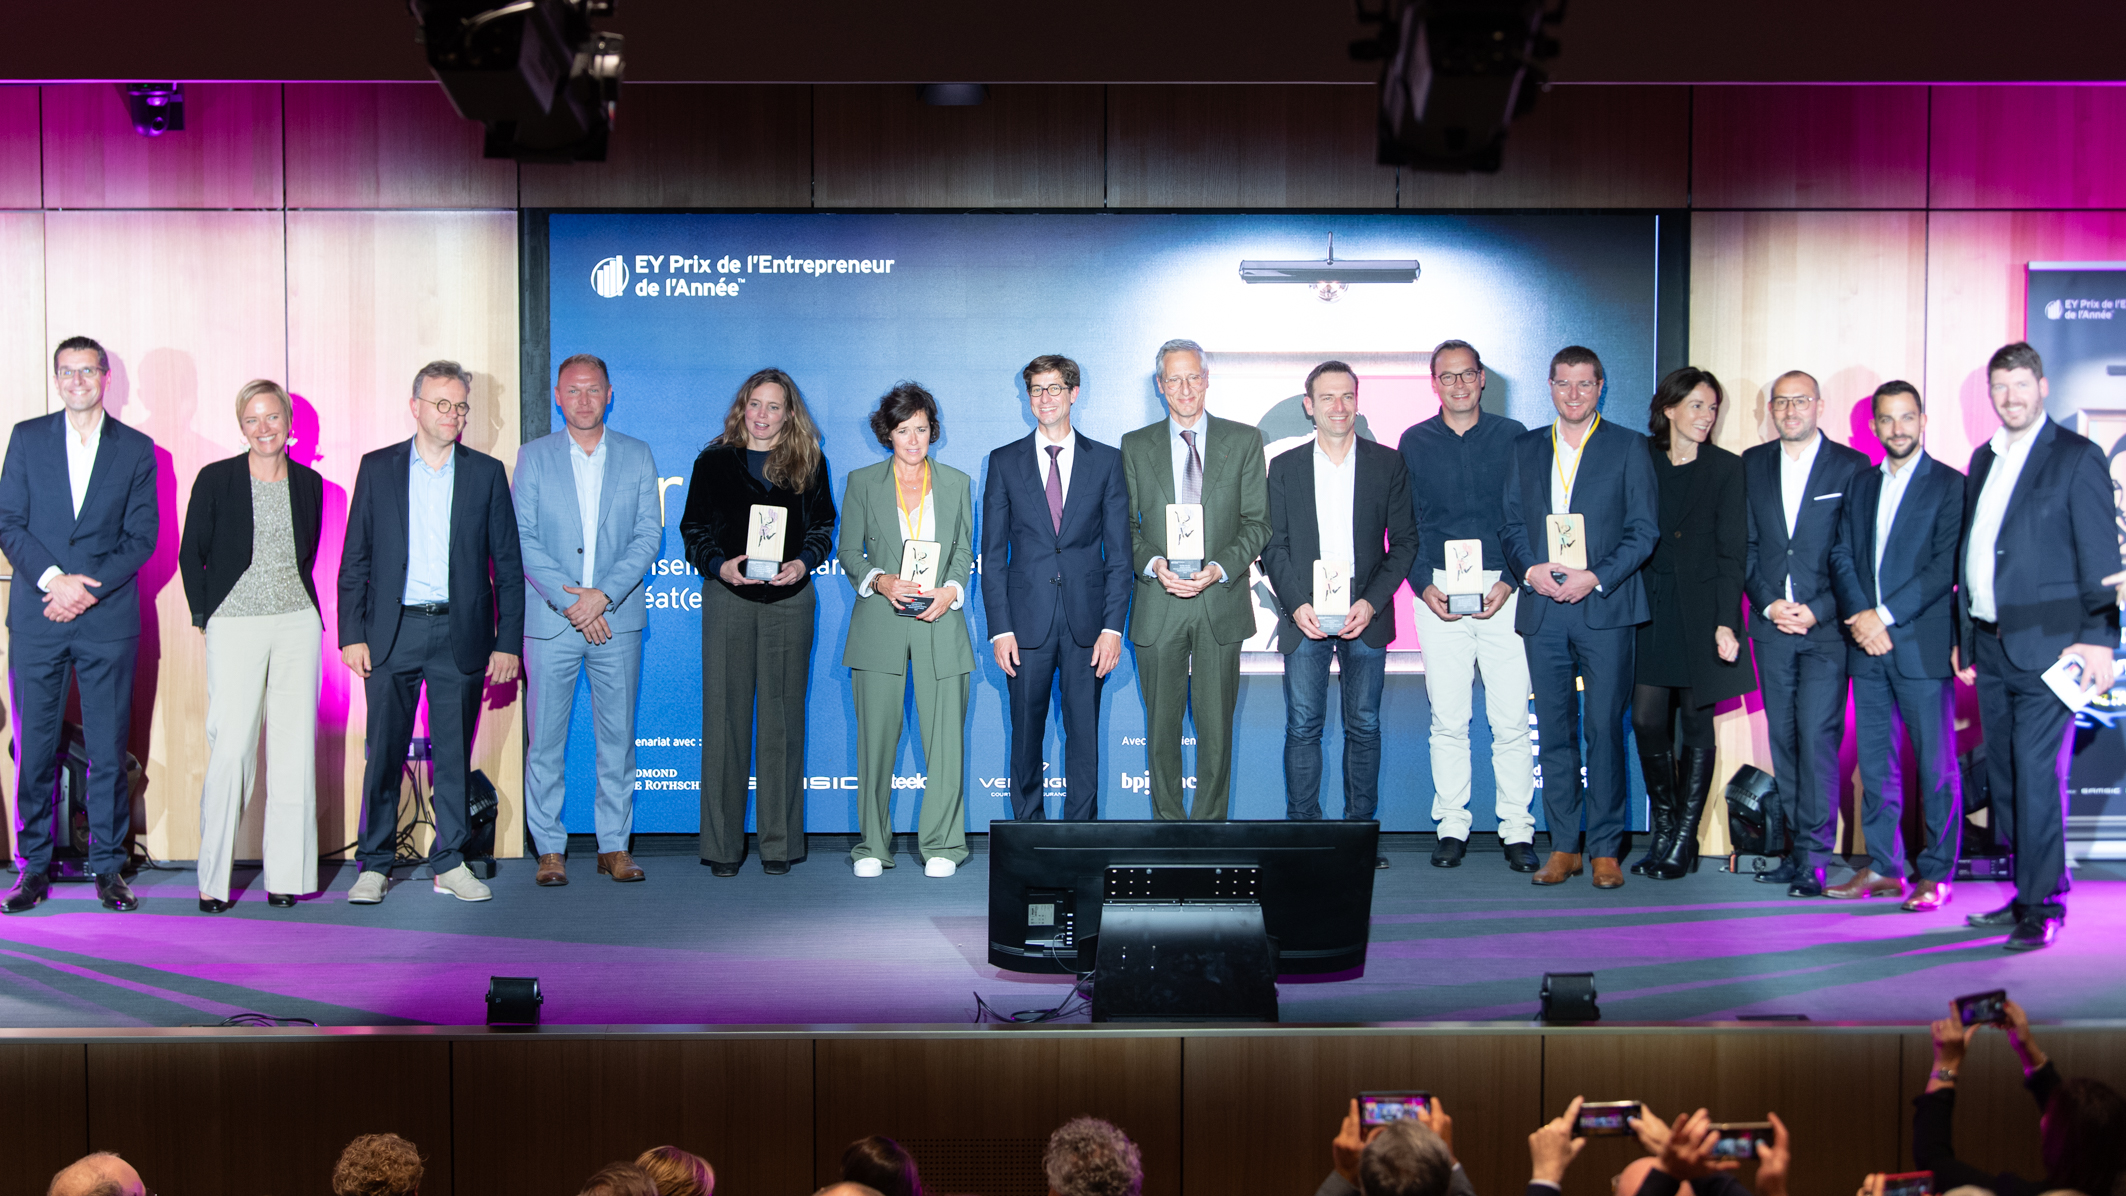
[[1037, 425, 1074, 504], [1778, 432, 1823, 601], [857, 470, 964, 609], [41, 410, 105, 590], [1965, 417, 2048, 623], [1873, 453, 1921, 625], [1548, 420, 1585, 515], [1312, 439, 1358, 566], [1147, 414, 1231, 583], [568, 430, 608, 588]]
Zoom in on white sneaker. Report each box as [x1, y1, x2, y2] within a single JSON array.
[[924, 857, 957, 878], [348, 871, 388, 904], [853, 857, 884, 878], [432, 864, 494, 902]]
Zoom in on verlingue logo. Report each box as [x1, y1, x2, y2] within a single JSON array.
[[591, 254, 629, 298]]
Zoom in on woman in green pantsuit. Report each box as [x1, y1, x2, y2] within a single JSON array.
[[838, 382, 975, 878]]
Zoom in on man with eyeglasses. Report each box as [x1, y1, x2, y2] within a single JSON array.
[[1741, 370, 1868, 898], [1120, 338, 1271, 819], [1499, 346, 1658, 889], [981, 354, 1133, 821], [0, 336, 159, 914], [338, 360, 524, 905], [1397, 339, 1539, 872]]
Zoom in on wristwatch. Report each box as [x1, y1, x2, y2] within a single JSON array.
[[1932, 1066, 1958, 1083]]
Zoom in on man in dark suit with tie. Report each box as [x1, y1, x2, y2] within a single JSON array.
[[1500, 346, 1659, 890], [1743, 369, 1870, 898], [339, 360, 524, 905], [0, 336, 159, 914], [1121, 338, 1271, 820], [1828, 381, 1964, 911], [1263, 361, 1418, 849], [981, 354, 1133, 821], [1955, 342, 2120, 950]]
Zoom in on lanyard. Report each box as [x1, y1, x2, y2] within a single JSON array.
[[895, 460, 932, 542], [1552, 415, 1600, 504]]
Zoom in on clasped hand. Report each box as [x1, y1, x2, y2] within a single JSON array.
[[1153, 559, 1222, 598], [1294, 599, 1374, 640], [1527, 564, 1598, 603], [41, 573, 102, 622], [1421, 581, 1511, 622], [562, 584, 612, 645], [719, 555, 807, 588], [1764, 598, 1818, 635], [875, 573, 949, 622]]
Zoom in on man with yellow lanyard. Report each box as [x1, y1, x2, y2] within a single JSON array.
[[1499, 346, 1660, 889]]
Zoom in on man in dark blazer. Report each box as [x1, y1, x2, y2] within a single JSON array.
[[1956, 342, 2120, 950], [0, 336, 159, 914], [1742, 369, 1871, 898], [1263, 362, 1418, 849], [339, 360, 524, 905], [1500, 346, 1659, 890], [1829, 381, 1964, 911], [1121, 338, 1271, 820], [981, 354, 1133, 821]]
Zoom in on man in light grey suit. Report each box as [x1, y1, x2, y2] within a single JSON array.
[[515, 353, 664, 886]]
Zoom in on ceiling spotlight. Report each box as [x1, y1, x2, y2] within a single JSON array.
[[118, 84, 184, 137], [920, 84, 989, 106], [1238, 234, 1420, 302], [411, 0, 622, 164]]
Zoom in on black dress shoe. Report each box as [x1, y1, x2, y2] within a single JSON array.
[[199, 896, 233, 913], [95, 873, 140, 912], [1966, 901, 2021, 928], [762, 860, 790, 876], [2005, 915, 2061, 951], [1504, 842, 1540, 873], [1787, 870, 1825, 899], [707, 862, 741, 878], [1755, 857, 1801, 885], [1375, 855, 1391, 870], [267, 893, 297, 908], [2, 871, 50, 914], [1430, 837, 1466, 868]]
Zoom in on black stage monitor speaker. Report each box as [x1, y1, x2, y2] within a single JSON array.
[[1723, 765, 1779, 856], [1540, 972, 1599, 1023], [487, 976, 542, 1027]]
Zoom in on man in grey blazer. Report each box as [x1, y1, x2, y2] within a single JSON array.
[[515, 353, 664, 886]]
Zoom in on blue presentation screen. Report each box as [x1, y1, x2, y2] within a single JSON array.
[[542, 212, 1664, 835]]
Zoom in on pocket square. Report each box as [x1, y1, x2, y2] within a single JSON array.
[[1813, 492, 1843, 501]]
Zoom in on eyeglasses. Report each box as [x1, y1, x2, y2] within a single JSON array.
[[1435, 368, 1482, 386], [428, 398, 471, 416], [1161, 374, 1207, 393], [1549, 379, 1601, 394], [1769, 396, 1817, 412], [55, 366, 105, 381], [1028, 383, 1072, 398]]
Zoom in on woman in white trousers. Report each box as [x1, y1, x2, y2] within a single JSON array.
[[177, 380, 325, 911]]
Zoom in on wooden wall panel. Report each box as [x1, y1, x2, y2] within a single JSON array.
[[41, 211, 288, 864], [1398, 85, 1689, 209], [41, 83, 282, 209], [0, 210, 44, 853], [285, 211, 524, 857], [82, 1040, 451, 1196], [1692, 86, 1929, 209], [1931, 86, 2126, 210], [1547, 1031, 1905, 1196], [814, 85, 1103, 208], [453, 1037, 812, 1196], [285, 83, 516, 210], [521, 84, 812, 208], [0, 1043, 86, 1196], [815, 1037, 1182, 1196], [1108, 85, 1396, 208], [0, 86, 40, 208], [1180, 1033, 1542, 1196]]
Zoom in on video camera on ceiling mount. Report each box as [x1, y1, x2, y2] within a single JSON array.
[[1351, 0, 1566, 173], [409, 0, 624, 163]]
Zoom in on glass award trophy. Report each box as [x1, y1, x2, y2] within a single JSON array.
[[1313, 559, 1350, 635], [895, 538, 942, 617], [1443, 538, 1485, 614], [1165, 503, 1205, 578], [745, 504, 786, 581]]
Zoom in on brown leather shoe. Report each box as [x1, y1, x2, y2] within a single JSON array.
[[1591, 857, 1625, 889], [1531, 852, 1583, 886], [1827, 867, 1905, 900], [1901, 879, 1951, 912], [598, 850, 646, 882], [534, 853, 567, 886]]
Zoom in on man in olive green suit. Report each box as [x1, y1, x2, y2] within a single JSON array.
[[1122, 339, 1272, 820]]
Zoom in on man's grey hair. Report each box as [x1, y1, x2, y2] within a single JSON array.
[[411, 359, 473, 399], [1044, 1117, 1143, 1196], [1153, 339, 1205, 382], [1358, 1120, 1455, 1196], [50, 1152, 130, 1196]]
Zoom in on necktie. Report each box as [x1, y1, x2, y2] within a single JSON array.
[[1045, 444, 1064, 534], [1180, 429, 1202, 505]]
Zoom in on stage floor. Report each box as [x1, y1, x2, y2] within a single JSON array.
[[1, 837, 2122, 1028]]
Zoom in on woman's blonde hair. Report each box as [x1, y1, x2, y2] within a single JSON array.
[[713, 367, 822, 493], [635, 1146, 714, 1196], [235, 378, 292, 424]]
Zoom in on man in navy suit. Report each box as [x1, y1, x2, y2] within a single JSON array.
[[0, 336, 159, 914], [1829, 381, 1964, 911], [982, 355, 1133, 820], [339, 360, 524, 905], [1956, 342, 2120, 951], [1743, 369, 1870, 898], [1500, 346, 1659, 890]]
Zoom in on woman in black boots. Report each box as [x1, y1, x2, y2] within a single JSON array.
[[1631, 368, 1757, 878]]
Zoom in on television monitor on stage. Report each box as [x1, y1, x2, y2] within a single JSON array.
[[987, 820, 1379, 977]]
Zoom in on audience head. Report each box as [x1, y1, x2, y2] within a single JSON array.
[[634, 1146, 714, 1196], [2041, 1077, 2126, 1196], [579, 1162, 659, 1196], [1358, 1119, 1456, 1196], [814, 1185, 884, 1196], [1613, 1156, 1662, 1196], [331, 1134, 423, 1196], [49, 1153, 145, 1196], [841, 1136, 923, 1196], [1044, 1117, 1144, 1196]]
